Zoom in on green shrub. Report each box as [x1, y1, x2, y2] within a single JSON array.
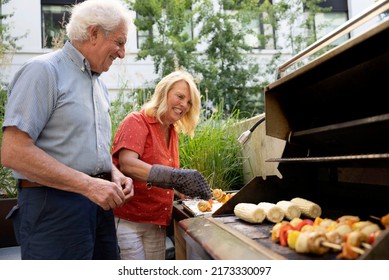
[[179, 109, 245, 191], [110, 86, 153, 142], [0, 83, 17, 198]]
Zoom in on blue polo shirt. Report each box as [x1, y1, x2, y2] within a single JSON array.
[[3, 41, 112, 178]]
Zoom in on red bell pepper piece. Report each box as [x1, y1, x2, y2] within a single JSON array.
[[296, 219, 314, 231], [279, 224, 295, 246]]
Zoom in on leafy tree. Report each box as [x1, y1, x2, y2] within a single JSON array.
[[129, 0, 264, 117], [0, 0, 21, 65], [128, 0, 341, 117], [132, 0, 198, 77], [192, 0, 263, 117]]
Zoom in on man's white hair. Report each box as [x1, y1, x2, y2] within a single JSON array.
[[66, 0, 133, 42]]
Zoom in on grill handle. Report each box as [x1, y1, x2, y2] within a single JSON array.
[[276, 0, 389, 78]]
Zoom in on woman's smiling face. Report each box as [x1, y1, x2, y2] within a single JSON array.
[[163, 80, 192, 125]]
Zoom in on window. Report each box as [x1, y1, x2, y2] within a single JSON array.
[[136, 14, 154, 49], [223, 0, 275, 50], [41, 0, 84, 48], [306, 0, 349, 46], [244, 11, 275, 50], [136, 10, 193, 50], [314, 12, 348, 45]]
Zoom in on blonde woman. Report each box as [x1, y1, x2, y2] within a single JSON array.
[[112, 70, 211, 260]]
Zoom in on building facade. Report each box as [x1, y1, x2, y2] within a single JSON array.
[[0, 0, 381, 97]]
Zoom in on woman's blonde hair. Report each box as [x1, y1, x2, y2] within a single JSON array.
[[143, 70, 201, 137]]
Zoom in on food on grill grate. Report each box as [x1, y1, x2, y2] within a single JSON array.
[[359, 223, 380, 239], [333, 223, 352, 239], [325, 231, 343, 249], [336, 215, 360, 224], [271, 221, 288, 242], [257, 202, 285, 223], [270, 213, 384, 259], [212, 188, 232, 203], [290, 197, 322, 218], [276, 200, 301, 220], [380, 213, 389, 228], [234, 203, 266, 224], [307, 232, 331, 255], [295, 231, 310, 253], [279, 223, 295, 246], [286, 230, 300, 249], [314, 217, 337, 231], [289, 217, 303, 228], [197, 200, 212, 212], [346, 231, 368, 247], [295, 219, 314, 231]]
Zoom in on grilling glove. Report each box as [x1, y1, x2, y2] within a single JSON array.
[[147, 164, 212, 200]]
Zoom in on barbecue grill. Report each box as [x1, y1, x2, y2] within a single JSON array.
[[172, 1, 389, 260]]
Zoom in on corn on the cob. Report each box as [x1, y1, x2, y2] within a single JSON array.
[[290, 197, 322, 218], [257, 202, 285, 223], [234, 203, 266, 224], [276, 200, 301, 220]]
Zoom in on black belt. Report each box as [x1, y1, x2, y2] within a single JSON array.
[[18, 172, 112, 188], [92, 172, 112, 181]]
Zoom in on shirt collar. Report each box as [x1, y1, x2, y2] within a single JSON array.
[[63, 41, 99, 77], [141, 110, 160, 124]]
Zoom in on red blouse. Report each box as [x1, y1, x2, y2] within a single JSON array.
[[112, 110, 179, 226]]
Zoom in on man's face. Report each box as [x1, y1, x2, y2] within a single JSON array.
[[90, 23, 128, 73]]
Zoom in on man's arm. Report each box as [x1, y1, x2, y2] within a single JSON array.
[[1, 126, 127, 210]]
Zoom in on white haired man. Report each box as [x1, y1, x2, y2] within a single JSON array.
[[1, 0, 134, 260]]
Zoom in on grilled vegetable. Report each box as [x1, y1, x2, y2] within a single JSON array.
[[197, 200, 212, 212], [290, 197, 322, 218], [279, 223, 295, 246], [271, 222, 288, 242], [295, 219, 314, 231], [337, 215, 360, 224], [347, 231, 368, 247], [295, 231, 310, 253], [307, 232, 330, 255], [287, 230, 301, 249], [212, 188, 230, 203], [257, 202, 285, 223], [360, 223, 380, 237], [380, 213, 389, 228], [276, 200, 301, 220], [334, 223, 352, 240], [289, 217, 303, 228], [234, 203, 266, 224]]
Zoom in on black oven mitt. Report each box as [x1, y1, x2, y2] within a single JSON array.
[[147, 164, 212, 200]]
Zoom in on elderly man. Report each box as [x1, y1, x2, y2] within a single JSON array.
[[1, 0, 134, 260]]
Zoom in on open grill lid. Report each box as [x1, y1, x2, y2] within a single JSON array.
[[265, 2, 389, 159]]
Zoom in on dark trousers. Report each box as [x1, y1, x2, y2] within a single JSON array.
[[8, 186, 119, 260]]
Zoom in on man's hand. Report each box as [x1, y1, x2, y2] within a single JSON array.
[[112, 165, 134, 204]]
